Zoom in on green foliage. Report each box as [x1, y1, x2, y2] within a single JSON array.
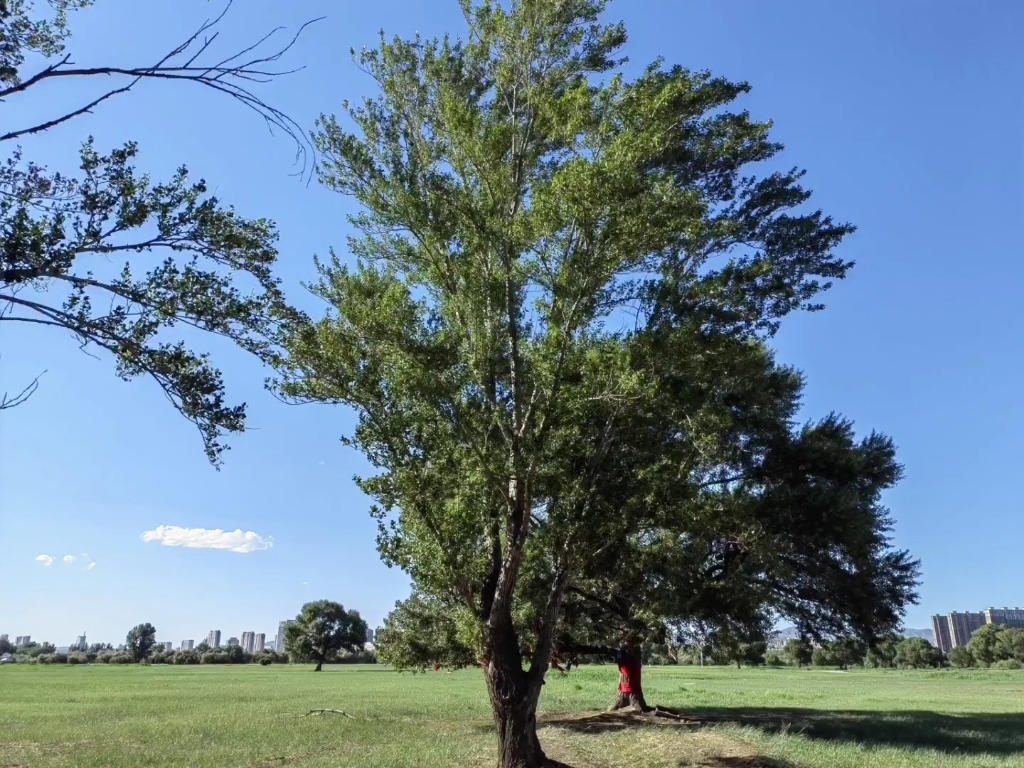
[[991, 658, 1023, 670], [276, 7, 917, 760], [894, 637, 943, 669], [811, 637, 867, 669], [376, 592, 480, 671], [284, 600, 368, 669], [782, 638, 813, 668], [125, 623, 157, 661], [765, 650, 786, 667], [0, 0, 309, 464], [951, 625, 1024, 668], [947, 646, 974, 668], [864, 633, 901, 668]]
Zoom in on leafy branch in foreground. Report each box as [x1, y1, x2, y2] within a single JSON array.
[[1, 0, 316, 462]]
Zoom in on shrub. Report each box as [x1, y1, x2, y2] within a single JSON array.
[[765, 651, 786, 667], [111, 653, 134, 664], [67, 653, 88, 665], [259, 656, 272, 666], [96, 652, 114, 664], [992, 659, 1023, 670]]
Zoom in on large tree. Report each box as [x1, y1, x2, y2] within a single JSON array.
[[284, 600, 368, 672], [0, 0, 315, 463], [125, 622, 156, 661], [277, 1, 916, 765]]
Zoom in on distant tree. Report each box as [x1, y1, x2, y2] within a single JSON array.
[[894, 636, 942, 669], [782, 638, 813, 668], [0, 0, 316, 464], [864, 633, 901, 668], [996, 627, 1024, 664], [764, 650, 786, 667], [811, 637, 865, 669], [0, 636, 13, 654], [173, 650, 200, 665], [195, 641, 211, 653], [947, 646, 974, 668], [125, 623, 157, 661], [284, 600, 367, 672], [966, 624, 1002, 668]]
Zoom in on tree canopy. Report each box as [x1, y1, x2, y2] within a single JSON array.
[[284, 600, 368, 672], [125, 623, 156, 661], [277, 0, 918, 764], [0, 0, 315, 463]]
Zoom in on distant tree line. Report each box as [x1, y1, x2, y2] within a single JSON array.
[[606, 631, 947, 670], [946, 625, 1024, 669], [3, 600, 375, 667]]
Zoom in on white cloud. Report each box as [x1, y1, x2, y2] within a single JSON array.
[[63, 555, 76, 564], [35, 554, 54, 566], [140, 525, 273, 554], [84, 562, 97, 571]]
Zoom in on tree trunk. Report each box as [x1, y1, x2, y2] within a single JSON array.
[[608, 652, 648, 712], [483, 623, 550, 768], [314, 661, 322, 672]]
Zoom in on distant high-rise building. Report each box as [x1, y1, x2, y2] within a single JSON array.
[[254, 633, 265, 653], [75, 633, 87, 651], [366, 629, 374, 643], [948, 611, 987, 648], [162, 641, 173, 651], [15, 635, 30, 646], [0, 634, 8, 644], [277, 621, 293, 654], [984, 607, 1024, 629], [208, 630, 221, 648], [227, 637, 239, 647], [241, 632, 255, 653], [180, 640, 194, 651], [265, 639, 276, 651], [931, 615, 953, 654]]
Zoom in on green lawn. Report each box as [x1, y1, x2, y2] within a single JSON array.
[[1, 664, 1023, 767]]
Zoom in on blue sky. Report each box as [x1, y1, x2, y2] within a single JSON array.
[[1, 0, 1022, 647]]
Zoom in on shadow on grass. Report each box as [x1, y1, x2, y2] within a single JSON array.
[[542, 707, 1024, 756]]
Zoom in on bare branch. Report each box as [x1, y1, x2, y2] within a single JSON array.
[[0, 2, 323, 178], [0, 368, 46, 410]]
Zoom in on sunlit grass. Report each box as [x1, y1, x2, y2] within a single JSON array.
[[1, 664, 1022, 767]]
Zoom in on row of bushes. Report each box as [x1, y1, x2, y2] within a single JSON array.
[[15, 647, 379, 666], [947, 625, 1024, 669]]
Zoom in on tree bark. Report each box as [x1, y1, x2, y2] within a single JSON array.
[[483, 622, 550, 768], [608, 650, 648, 712]]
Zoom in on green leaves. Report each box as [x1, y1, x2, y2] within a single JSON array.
[[278, 0, 913, 683], [284, 600, 368, 667], [1, 141, 299, 463]]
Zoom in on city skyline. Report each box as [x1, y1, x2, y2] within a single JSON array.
[[931, 606, 1024, 654]]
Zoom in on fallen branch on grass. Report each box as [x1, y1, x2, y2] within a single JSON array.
[[301, 709, 354, 718]]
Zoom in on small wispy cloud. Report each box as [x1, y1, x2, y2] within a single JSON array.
[[84, 562, 97, 571], [140, 525, 273, 554], [301, 581, 309, 585], [63, 555, 76, 564], [36, 554, 55, 566]]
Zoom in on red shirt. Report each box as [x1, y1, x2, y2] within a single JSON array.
[[617, 656, 642, 693]]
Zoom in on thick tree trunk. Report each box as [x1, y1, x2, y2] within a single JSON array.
[[483, 623, 550, 768], [608, 651, 648, 712], [314, 661, 322, 672]]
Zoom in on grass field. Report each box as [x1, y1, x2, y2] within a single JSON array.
[[2, 665, 1023, 768]]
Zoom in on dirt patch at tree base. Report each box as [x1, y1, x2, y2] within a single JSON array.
[[539, 710, 792, 767]]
